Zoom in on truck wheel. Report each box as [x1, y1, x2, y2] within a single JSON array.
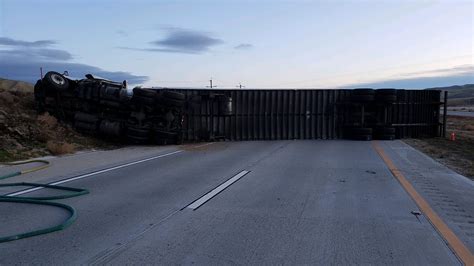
[[127, 125, 150, 138], [43, 71, 69, 91], [154, 129, 177, 139], [75, 121, 98, 132], [74, 112, 99, 123], [99, 120, 122, 137]]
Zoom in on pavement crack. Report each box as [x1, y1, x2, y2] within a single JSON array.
[[86, 209, 181, 265]]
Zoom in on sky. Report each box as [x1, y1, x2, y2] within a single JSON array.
[[0, 0, 472, 89]]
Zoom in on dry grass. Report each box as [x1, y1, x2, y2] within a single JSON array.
[[0, 78, 119, 162], [46, 141, 75, 155], [404, 115, 474, 180], [37, 113, 58, 129]]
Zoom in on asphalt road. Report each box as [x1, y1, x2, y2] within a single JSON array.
[[0, 141, 472, 265]]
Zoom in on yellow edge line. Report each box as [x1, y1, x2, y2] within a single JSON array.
[[372, 141, 474, 266], [4, 159, 50, 175]]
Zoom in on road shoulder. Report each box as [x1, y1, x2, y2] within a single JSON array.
[[377, 140, 474, 255]]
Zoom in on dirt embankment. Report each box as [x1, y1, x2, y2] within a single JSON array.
[[0, 78, 115, 162], [404, 115, 474, 180]]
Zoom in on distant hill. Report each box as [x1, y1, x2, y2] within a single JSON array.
[[426, 84, 474, 106]]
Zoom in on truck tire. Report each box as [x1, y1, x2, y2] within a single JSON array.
[[43, 72, 69, 91], [100, 100, 122, 108], [99, 120, 122, 137], [74, 112, 99, 123], [75, 121, 97, 132], [126, 125, 150, 138]]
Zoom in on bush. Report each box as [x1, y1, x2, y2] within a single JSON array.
[[46, 141, 75, 155]]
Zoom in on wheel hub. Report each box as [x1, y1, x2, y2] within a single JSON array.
[[51, 74, 65, 85]]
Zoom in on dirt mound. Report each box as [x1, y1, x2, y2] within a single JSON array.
[[0, 78, 114, 162]]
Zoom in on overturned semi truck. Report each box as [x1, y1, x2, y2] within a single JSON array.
[[34, 71, 445, 144]]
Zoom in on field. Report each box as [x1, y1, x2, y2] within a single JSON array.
[[404, 115, 474, 179]]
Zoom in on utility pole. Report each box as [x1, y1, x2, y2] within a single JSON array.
[[237, 82, 245, 89], [206, 77, 217, 88]]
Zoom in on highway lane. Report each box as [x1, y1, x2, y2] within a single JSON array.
[[0, 140, 471, 265]]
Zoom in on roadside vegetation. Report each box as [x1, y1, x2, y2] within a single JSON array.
[[428, 84, 474, 107], [405, 115, 474, 180], [0, 78, 116, 162]]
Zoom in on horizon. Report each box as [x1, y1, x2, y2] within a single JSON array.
[[0, 0, 473, 89]]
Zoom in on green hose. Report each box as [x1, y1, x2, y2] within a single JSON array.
[[0, 182, 89, 201], [0, 159, 89, 243], [0, 171, 21, 180], [1, 159, 50, 178], [0, 198, 77, 243]]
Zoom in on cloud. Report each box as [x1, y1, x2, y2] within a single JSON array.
[[0, 37, 56, 47], [121, 28, 223, 54], [234, 43, 253, 50], [0, 37, 148, 85], [150, 28, 223, 53], [344, 65, 474, 89], [0, 55, 148, 85], [0, 59, 148, 85], [1, 48, 73, 61], [116, 30, 128, 37], [399, 65, 474, 77], [117, 46, 199, 54]]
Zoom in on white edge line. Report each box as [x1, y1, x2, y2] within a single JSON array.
[[187, 170, 250, 210], [6, 150, 184, 197], [191, 142, 214, 148]]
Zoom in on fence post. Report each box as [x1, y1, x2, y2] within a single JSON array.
[[443, 91, 448, 138]]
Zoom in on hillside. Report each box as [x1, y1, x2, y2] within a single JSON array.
[[0, 78, 114, 162], [426, 84, 474, 106]]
